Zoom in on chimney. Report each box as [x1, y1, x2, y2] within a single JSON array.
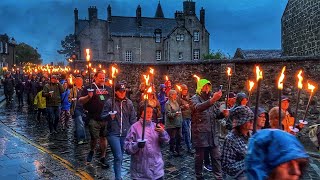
[[107, 4, 112, 22], [183, 0, 195, 16], [74, 8, 79, 34], [175, 11, 185, 27], [200, 7, 205, 26], [88, 6, 98, 21], [136, 5, 142, 26]]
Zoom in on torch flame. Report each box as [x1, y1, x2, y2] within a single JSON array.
[[227, 67, 232, 76], [86, 49, 90, 61], [68, 74, 73, 84], [255, 66, 263, 81], [99, 64, 102, 69], [176, 85, 182, 92], [297, 70, 303, 89], [102, 69, 106, 74], [149, 68, 154, 75], [278, 66, 286, 90], [249, 80, 255, 92], [109, 79, 113, 85], [111, 66, 118, 78], [165, 76, 169, 81], [307, 83, 315, 93], [147, 86, 153, 93], [193, 74, 200, 82], [88, 63, 92, 68], [143, 74, 150, 86]]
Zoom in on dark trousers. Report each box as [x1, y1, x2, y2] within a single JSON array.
[[167, 127, 182, 153], [195, 146, 222, 180], [37, 108, 46, 121], [17, 93, 23, 105], [46, 106, 60, 132]]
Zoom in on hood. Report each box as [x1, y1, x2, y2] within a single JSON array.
[[245, 129, 309, 180], [235, 92, 248, 106], [196, 79, 211, 94], [159, 84, 166, 93]]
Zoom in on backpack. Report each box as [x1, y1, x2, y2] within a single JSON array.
[[308, 124, 320, 147]]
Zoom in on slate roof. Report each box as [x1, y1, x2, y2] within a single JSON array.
[[109, 16, 177, 37], [234, 48, 282, 59]]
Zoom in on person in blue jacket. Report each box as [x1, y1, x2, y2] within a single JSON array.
[[246, 129, 309, 180]]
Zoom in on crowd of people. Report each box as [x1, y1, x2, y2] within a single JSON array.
[[1, 68, 314, 180]]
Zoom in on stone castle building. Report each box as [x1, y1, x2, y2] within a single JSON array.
[[74, 0, 209, 63], [0, 34, 16, 68], [281, 0, 319, 56]]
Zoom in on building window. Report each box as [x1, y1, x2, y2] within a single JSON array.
[[125, 51, 132, 62], [0, 42, 3, 53], [156, 50, 161, 61], [193, 49, 200, 60], [176, 34, 184, 41], [193, 31, 199, 41], [155, 33, 161, 43], [179, 52, 183, 60], [4, 43, 8, 54]]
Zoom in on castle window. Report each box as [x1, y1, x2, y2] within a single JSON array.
[[176, 35, 180, 41], [155, 33, 161, 43], [176, 34, 184, 41], [0, 42, 3, 53], [4, 43, 8, 54], [156, 50, 161, 61], [125, 51, 132, 62], [193, 49, 200, 60], [179, 52, 183, 60], [194, 31, 199, 41]]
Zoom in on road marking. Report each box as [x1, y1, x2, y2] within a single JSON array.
[[310, 162, 320, 177], [0, 122, 93, 180]]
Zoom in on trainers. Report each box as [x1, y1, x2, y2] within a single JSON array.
[[100, 157, 110, 168], [204, 164, 213, 172], [78, 140, 84, 145], [86, 151, 94, 163]]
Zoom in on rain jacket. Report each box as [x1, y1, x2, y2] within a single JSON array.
[[124, 119, 170, 180], [190, 79, 224, 147], [34, 90, 46, 109], [60, 89, 71, 111], [101, 97, 136, 137], [245, 129, 309, 180], [165, 99, 183, 129], [42, 82, 64, 107], [158, 84, 167, 114]]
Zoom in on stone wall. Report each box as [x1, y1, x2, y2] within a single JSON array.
[[74, 56, 320, 121], [281, 0, 320, 56]]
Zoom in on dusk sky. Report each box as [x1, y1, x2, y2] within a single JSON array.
[[0, 0, 288, 64]]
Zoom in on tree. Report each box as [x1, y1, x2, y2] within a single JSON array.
[[57, 34, 76, 58], [203, 49, 228, 60], [15, 43, 42, 64]]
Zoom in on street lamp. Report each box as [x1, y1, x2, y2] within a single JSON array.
[[11, 38, 16, 66]]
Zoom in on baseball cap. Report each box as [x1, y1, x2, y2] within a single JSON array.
[[115, 82, 126, 92], [281, 95, 290, 102]]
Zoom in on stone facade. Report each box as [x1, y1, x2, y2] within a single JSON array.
[[74, 1, 209, 63], [0, 34, 15, 68], [282, 0, 320, 56], [74, 56, 320, 121]]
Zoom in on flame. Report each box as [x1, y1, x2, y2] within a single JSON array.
[[99, 64, 102, 69], [227, 67, 232, 76], [88, 63, 92, 68], [147, 86, 153, 93], [255, 66, 263, 81], [93, 68, 97, 73], [109, 79, 113, 85], [278, 66, 286, 90], [111, 66, 118, 78], [165, 76, 169, 81], [68, 74, 73, 84], [149, 68, 154, 75], [143, 94, 148, 100], [176, 85, 182, 91], [143, 74, 150, 86], [86, 49, 90, 61], [249, 80, 255, 92], [307, 83, 315, 93], [193, 74, 200, 82], [297, 70, 303, 89], [35, 69, 38, 73], [144, 87, 153, 100], [102, 69, 106, 74]]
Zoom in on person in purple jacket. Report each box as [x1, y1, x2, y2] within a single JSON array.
[[124, 104, 170, 180]]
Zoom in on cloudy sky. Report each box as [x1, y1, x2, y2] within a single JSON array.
[[0, 0, 288, 64]]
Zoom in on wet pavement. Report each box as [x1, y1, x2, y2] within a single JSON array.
[[0, 96, 320, 179]]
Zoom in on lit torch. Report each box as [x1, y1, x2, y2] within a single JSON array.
[[247, 80, 255, 104], [277, 66, 286, 130], [176, 85, 182, 92], [149, 67, 155, 86], [193, 74, 200, 82], [253, 66, 263, 134], [110, 66, 119, 115], [291, 70, 304, 132], [225, 67, 232, 109], [301, 82, 316, 124]]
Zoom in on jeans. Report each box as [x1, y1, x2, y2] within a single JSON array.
[[107, 135, 125, 180], [74, 112, 86, 141], [182, 118, 192, 150], [46, 106, 60, 132], [195, 146, 222, 180]]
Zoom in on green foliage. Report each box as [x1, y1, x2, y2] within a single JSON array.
[[203, 49, 228, 60], [15, 43, 42, 64], [57, 34, 76, 57]]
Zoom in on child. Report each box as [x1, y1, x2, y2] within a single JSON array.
[[124, 104, 170, 180], [34, 86, 46, 123], [59, 80, 71, 131]]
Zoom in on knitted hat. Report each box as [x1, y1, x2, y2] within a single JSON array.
[[231, 106, 254, 128]]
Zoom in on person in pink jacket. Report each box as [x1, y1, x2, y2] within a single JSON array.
[[124, 104, 170, 180]]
